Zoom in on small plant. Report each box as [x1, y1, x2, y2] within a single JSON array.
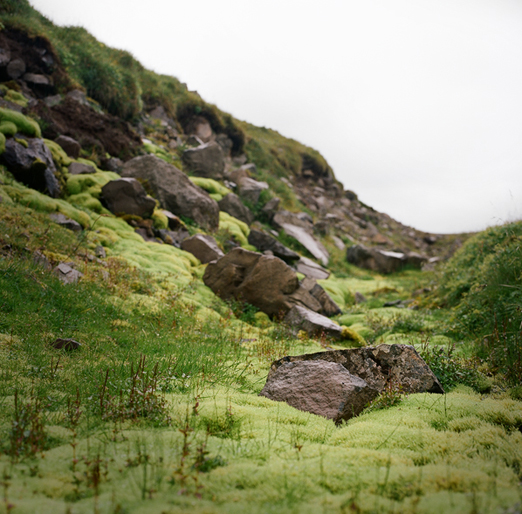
[[364, 381, 406, 412], [199, 403, 241, 440]]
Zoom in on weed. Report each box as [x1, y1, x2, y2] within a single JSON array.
[[364, 381, 406, 412]]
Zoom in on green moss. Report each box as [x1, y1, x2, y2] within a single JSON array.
[[66, 171, 119, 196], [318, 276, 355, 311], [44, 139, 73, 167], [67, 192, 106, 213], [0, 121, 17, 136], [4, 88, 28, 107], [219, 211, 250, 247], [340, 325, 366, 346], [143, 141, 172, 163], [151, 209, 168, 230], [189, 176, 232, 197], [0, 132, 5, 154], [0, 107, 41, 138]]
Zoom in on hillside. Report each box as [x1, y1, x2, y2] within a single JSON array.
[[0, 2, 521, 513]]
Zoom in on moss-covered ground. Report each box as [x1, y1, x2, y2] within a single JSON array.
[[1, 175, 521, 514]]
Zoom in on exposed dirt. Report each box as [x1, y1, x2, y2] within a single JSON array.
[[33, 96, 142, 160]]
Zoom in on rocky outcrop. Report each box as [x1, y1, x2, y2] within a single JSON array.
[[260, 360, 378, 424], [121, 155, 220, 231], [260, 344, 444, 423], [101, 178, 156, 218], [238, 177, 269, 204], [181, 234, 224, 264], [218, 193, 254, 225], [247, 229, 300, 264], [1, 137, 60, 197], [296, 257, 330, 280], [182, 142, 225, 179], [301, 278, 341, 317], [346, 244, 428, 274], [282, 223, 329, 266]]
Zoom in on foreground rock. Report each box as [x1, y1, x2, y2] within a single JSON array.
[[181, 234, 224, 264], [101, 178, 156, 218], [1, 137, 60, 197], [260, 344, 444, 423], [204, 248, 322, 318], [121, 155, 219, 231], [260, 360, 378, 424]]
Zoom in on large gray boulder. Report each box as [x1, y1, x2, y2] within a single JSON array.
[[238, 177, 269, 204], [1, 138, 60, 197], [284, 305, 343, 339], [260, 360, 379, 424], [181, 234, 224, 264], [218, 193, 254, 225], [203, 247, 322, 318], [347, 244, 411, 274], [296, 256, 330, 280], [101, 178, 156, 218], [121, 154, 219, 231], [182, 141, 225, 179], [261, 344, 444, 423], [247, 229, 300, 264]]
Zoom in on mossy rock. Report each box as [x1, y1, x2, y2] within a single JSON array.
[[0, 107, 41, 138], [151, 209, 168, 230], [189, 176, 231, 197], [0, 121, 17, 137], [44, 138, 73, 167], [340, 325, 367, 347]]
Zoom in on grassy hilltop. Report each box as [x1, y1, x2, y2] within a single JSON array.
[[0, 1, 521, 513]]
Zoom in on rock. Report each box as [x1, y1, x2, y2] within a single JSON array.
[[101, 178, 156, 218], [181, 234, 224, 264], [44, 94, 62, 108], [157, 229, 190, 247], [261, 344, 443, 422], [184, 135, 204, 147], [68, 162, 96, 175], [55, 135, 81, 159], [238, 177, 269, 204], [182, 141, 225, 179], [185, 116, 213, 142], [302, 278, 342, 317], [296, 256, 330, 280], [228, 166, 251, 186], [7, 58, 26, 79], [121, 155, 220, 231], [424, 235, 437, 245], [203, 247, 301, 318], [104, 157, 124, 173], [94, 245, 106, 258], [159, 209, 184, 230], [50, 338, 81, 351], [1, 137, 60, 197], [53, 263, 83, 284], [284, 305, 343, 339], [354, 291, 367, 304], [346, 244, 406, 274], [0, 47, 11, 67], [66, 89, 90, 108], [332, 236, 346, 250], [215, 134, 233, 155], [247, 229, 299, 264], [135, 227, 159, 243], [259, 360, 378, 424], [405, 252, 428, 269], [261, 197, 280, 220], [218, 193, 254, 225], [280, 223, 329, 266], [22, 73, 50, 86], [49, 213, 82, 232], [33, 250, 51, 271]]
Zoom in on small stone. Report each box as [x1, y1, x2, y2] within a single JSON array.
[[7, 58, 26, 80], [49, 213, 82, 232], [51, 338, 81, 351], [53, 263, 83, 285], [94, 245, 106, 258], [354, 291, 367, 304], [56, 135, 81, 159], [68, 162, 95, 175], [22, 73, 50, 86]]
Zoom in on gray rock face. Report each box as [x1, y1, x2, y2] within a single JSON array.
[[218, 193, 254, 225], [346, 244, 420, 274], [247, 229, 299, 263], [7, 58, 25, 79], [302, 277, 341, 317], [296, 256, 330, 280], [238, 177, 269, 204], [260, 360, 379, 424], [284, 305, 343, 339], [262, 197, 280, 220], [68, 162, 96, 175], [121, 154, 219, 231], [181, 234, 224, 264], [0, 48, 11, 67], [53, 263, 83, 285], [55, 135, 81, 159], [22, 73, 50, 86], [261, 344, 444, 422], [1, 138, 60, 197], [49, 213, 82, 232], [101, 178, 156, 218], [182, 141, 225, 179], [203, 247, 300, 317], [281, 223, 329, 266]]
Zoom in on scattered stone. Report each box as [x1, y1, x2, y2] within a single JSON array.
[[66, 89, 91, 108], [181, 234, 224, 264], [215, 134, 233, 155], [182, 141, 225, 179], [228, 166, 251, 186], [238, 177, 269, 204], [7, 58, 26, 79], [346, 244, 405, 274], [260, 360, 378, 424], [101, 178, 156, 218], [296, 256, 330, 280], [22, 73, 50, 86], [68, 162, 96, 175], [1, 137, 60, 197], [302, 277, 342, 317], [49, 213, 82, 232], [383, 299, 402, 307], [185, 116, 213, 142], [260, 344, 443, 422], [280, 223, 329, 266], [247, 229, 299, 264], [94, 245, 106, 258], [104, 157, 124, 173], [122, 155, 220, 231], [354, 291, 367, 304], [53, 263, 83, 284], [405, 252, 428, 269], [203, 247, 302, 318], [332, 236, 346, 250], [44, 94, 62, 108], [159, 209, 184, 230], [261, 196, 280, 220], [284, 305, 343, 339], [0, 47, 11, 67], [184, 135, 204, 147], [55, 135, 81, 159], [135, 227, 160, 243], [218, 193, 254, 225], [50, 338, 81, 351], [157, 229, 190, 247], [424, 235, 437, 245]]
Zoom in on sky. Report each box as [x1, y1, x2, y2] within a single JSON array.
[[29, 0, 522, 234]]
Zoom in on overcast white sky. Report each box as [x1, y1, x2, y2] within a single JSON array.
[[29, 0, 522, 233]]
